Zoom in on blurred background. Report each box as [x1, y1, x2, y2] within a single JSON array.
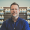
[[0, 0, 30, 30], [0, 0, 30, 7]]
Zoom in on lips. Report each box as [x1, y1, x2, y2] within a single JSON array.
[[13, 13, 16, 14]]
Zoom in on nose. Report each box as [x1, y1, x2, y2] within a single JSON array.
[[13, 9, 15, 11]]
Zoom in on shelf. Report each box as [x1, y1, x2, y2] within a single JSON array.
[[27, 13, 30, 15], [0, 22, 3, 23], [27, 15, 30, 16], [0, 10, 4, 11], [0, 22, 3, 24], [5, 12, 11, 13], [4, 14, 11, 15], [19, 13, 26, 14], [0, 14, 4, 15], [0, 25, 2, 28], [0, 23, 3, 25], [27, 10, 30, 11]]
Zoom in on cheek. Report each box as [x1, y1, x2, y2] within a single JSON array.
[[16, 11, 17, 13], [16, 11, 18, 14], [16, 11, 19, 13]]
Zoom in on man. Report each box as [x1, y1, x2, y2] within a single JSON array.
[[1, 2, 29, 30]]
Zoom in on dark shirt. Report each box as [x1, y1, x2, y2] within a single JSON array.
[[1, 17, 29, 30]]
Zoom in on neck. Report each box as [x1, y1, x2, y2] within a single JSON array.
[[11, 16, 19, 22]]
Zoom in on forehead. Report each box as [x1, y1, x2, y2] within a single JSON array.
[[11, 5, 18, 8]]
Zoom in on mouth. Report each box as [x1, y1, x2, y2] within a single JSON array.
[[13, 13, 16, 14], [12, 13, 16, 14], [13, 13, 17, 15]]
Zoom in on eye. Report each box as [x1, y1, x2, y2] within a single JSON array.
[[15, 9, 18, 10], [11, 9, 14, 10]]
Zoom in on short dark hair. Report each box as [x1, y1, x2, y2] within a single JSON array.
[[10, 2, 19, 10]]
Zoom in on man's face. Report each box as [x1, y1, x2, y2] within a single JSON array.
[[10, 5, 20, 17]]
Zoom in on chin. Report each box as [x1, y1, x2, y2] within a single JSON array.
[[13, 15, 17, 17]]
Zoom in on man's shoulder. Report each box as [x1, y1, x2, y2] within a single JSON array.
[[3, 18, 11, 23], [19, 17, 28, 24], [19, 18, 29, 27]]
